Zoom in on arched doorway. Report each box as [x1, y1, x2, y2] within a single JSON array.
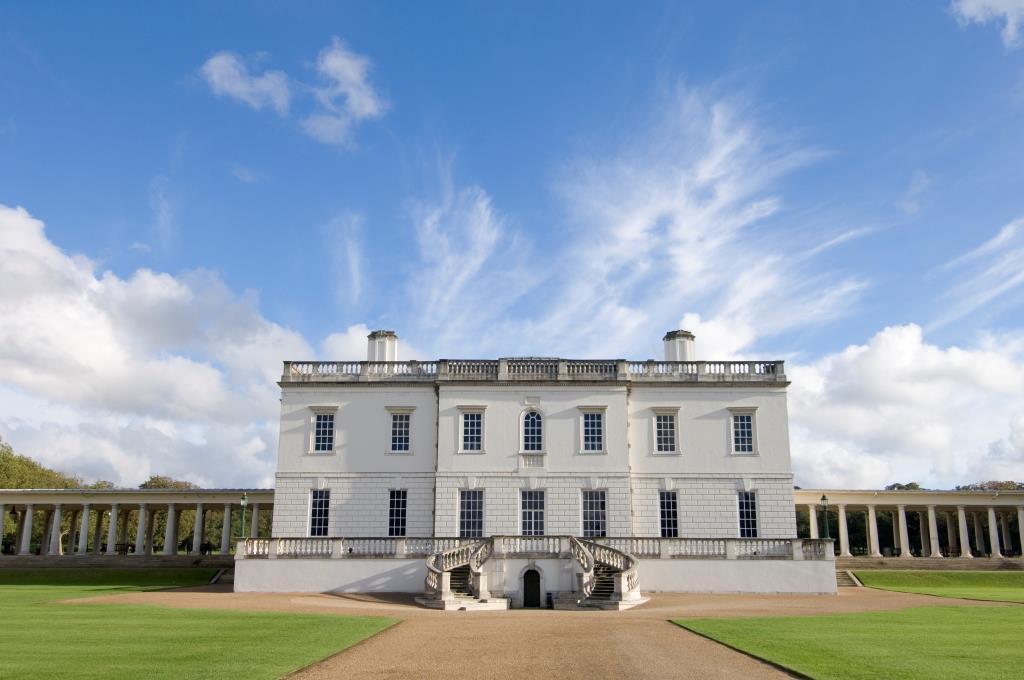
[[523, 568, 541, 608]]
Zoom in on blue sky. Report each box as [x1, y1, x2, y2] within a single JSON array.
[[1, 1, 1023, 489]]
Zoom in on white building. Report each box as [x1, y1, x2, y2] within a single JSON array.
[[235, 330, 835, 607]]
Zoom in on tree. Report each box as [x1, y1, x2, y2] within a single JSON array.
[[885, 482, 922, 491], [955, 481, 1024, 491], [139, 475, 198, 490]]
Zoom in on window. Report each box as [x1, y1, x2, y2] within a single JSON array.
[[659, 491, 679, 538], [310, 489, 330, 537], [462, 411, 483, 452], [731, 412, 755, 454], [582, 411, 604, 452], [738, 491, 757, 538], [388, 490, 407, 537], [521, 490, 545, 536], [581, 490, 607, 538], [459, 489, 484, 538], [655, 414, 677, 453], [523, 411, 543, 452], [390, 412, 411, 452], [313, 413, 335, 453]]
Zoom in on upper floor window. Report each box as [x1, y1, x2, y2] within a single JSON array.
[[313, 413, 335, 453], [738, 491, 758, 538], [581, 410, 604, 452], [523, 411, 543, 452], [729, 408, 757, 455], [581, 490, 607, 538], [310, 489, 330, 537], [461, 410, 484, 452], [388, 489, 407, 537], [459, 489, 484, 538], [659, 491, 679, 538], [654, 409, 679, 454], [521, 490, 545, 536], [387, 407, 414, 453]]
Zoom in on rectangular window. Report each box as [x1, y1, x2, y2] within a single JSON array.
[[581, 490, 607, 538], [459, 489, 484, 538], [656, 414, 677, 452], [388, 490, 407, 537], [310, 489, 330, 537], [521, 490, 545, 536], [313, 413, 334, 453], [732, 414, 754, 453], [659, 491, 679, 538], [582, 412, 604, 452], [462, 412, 483, 452], [391, 413, 411, 452], [738, 491, 758, 538]]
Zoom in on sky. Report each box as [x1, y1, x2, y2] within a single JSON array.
[[1, 1, 1023, 490]]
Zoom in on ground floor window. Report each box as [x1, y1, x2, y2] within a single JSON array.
[[521, 490, 545, 536], [738, 491, 757, 538], [388, 489, 407, 537], [459, 489, 484, 538], [581, 490, 607, 537], [659, 491, 678, 538], [310, 489, 330, 537]]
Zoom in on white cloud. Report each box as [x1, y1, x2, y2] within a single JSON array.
[[898, 170, 931, 215], [951, 0, 1024, 48], [789, 324, 1024, 489], [323, 212, 364, 306], [300, 37, 386, 146], [230, 164, 261, 184], [200, 52, 290, 115]]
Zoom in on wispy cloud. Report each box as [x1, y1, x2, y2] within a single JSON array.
[[200, 52, 291, 115], [323, 212, 365, 307], [951, 0, 1024, 48], [148, 174, 174, 250], [898, 170, 931, 215], [229, 163, 261, 184]]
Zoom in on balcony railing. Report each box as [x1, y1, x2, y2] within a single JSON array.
[[282, 360, 786, 384]]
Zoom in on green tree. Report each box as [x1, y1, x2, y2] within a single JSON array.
[[885, 482, 922, 491], [955, 481, 1024, 491]]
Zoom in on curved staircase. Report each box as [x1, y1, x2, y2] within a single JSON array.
[[416, 538, 509, 610]]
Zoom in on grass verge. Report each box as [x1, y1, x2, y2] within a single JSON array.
[[0, 568, 397, 680], [853, 569, 1024, 602]]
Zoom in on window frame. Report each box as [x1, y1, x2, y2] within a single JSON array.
[[388, 489, 407, 538], [728, 407, 758, 456], [459, 489, 485, 538], [659, 490, 679, 538], [458, 406, 486, 454], [309, 489, 330, 537], [520, 489, 546, 536], [652, 407, 681, 455], [386, 407, 415, 455], [309, 407, 338, 455], [581, 489, 607, 538], [738, 490, 758, 538], [578, 406, 607, 454], [520, 409, 545, 454]]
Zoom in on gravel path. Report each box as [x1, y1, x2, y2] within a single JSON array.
[[71, 588, 1008, 680]]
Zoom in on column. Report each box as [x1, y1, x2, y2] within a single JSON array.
[[988, 507, 1003, 558], [917, 512, 929, 557], [18, 505, 34, 555], [249, 503, 261, 538], [192, 503, 204, 555], [973, 512, 985, 554], [927, 505, 941, 557], [106, 504, 119, 555], [118, 510, 129, 552], [163, 504, 178, 555], [1000, 513, 1012, 553], [944, 512, 956, 555], [897, 505, 912, 559], [891, 510, 900, 555], [78, 506, 91, 555], [867, 505, 882, 557], [48, 505, 63, 555], [92, 510, 105, 553], [134, 504, 147, 555], [957, 506, 972, 558], [66, 509, 80, 555], [39, 509, 53, 555], [0, 504, 5, 556], [220, 504, 231, 554], [146, 508, 156, 555], [1018, 507, 1024, 559], [808, 504, 819, 539], [837, 504, 851, 557]]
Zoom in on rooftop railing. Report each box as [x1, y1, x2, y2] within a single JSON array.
[[282, 359, 786, 384]]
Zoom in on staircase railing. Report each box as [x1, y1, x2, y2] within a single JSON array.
[[423, 538, 492, 599], [569, 536, 596, 599], [573, 537, 641, 601]]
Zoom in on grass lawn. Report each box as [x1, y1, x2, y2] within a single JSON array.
[[854, 570, 1024, 602], [676, 606, 1024, 680], [0, 569, 397, 680]]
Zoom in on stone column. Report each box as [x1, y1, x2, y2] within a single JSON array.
[[93, 510, 105, 553], [220, 504, 231, 554], [927, 505, 942, 557], [891, 510, 900, 555], [944, 512, 956, 555], [146, 508, 156, 554], [987, 507, 1003, 558], [897, 505, 912, 559], [1018, 507, 1024, 559], [249, 503, 261, 538], [999, 513, 1012, 553], [39, 509, 53, 555], [808, 505, 819, 539], [837, 504, 851, 557], [0, 504, 5, 556], [917, 512, 929, 557], [118, 509, 129, 553], [973, 512, 985, 554], [66, 509, 80, 555], [192, 503, 204, 555], [867, 505, 882, 557], [78, 506, 91, 555], [133, 504, 147, 555], [957, 506, 972, 558], [18, 505, 34, 555], [163, 504, 177, 555], [48, 505, 63, 555], [106, 504, 119, 555]]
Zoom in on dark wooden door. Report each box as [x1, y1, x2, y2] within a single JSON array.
[[523, 569, 541, 607]]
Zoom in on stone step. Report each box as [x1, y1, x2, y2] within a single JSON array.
[[836, 557, 1024, 571], [835, 570, 860, 587]]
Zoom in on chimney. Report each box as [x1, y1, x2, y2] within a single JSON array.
[[367, 330, 398, 362], [663, 330, 695, 362]]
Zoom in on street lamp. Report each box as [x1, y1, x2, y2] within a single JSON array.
[[240, 493, 248, 541], [820, 494, 830, 540]]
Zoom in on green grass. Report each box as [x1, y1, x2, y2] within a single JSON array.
[[676, 606, 1024, 680], [854, 570, 1024, 602], [0, 569, 397, 680]]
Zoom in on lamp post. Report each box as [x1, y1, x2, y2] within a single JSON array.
[[820, 494, 830, 540], [240, 493, 248, 543]]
